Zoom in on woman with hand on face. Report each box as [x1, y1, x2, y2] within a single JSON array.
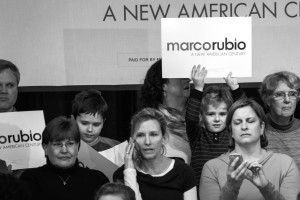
[[113, 108, 197, 200], [199, 99, 300, 200], [20, 116, 109, 200], [260, 71, 300, 169]]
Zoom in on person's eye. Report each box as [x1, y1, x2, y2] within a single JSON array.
[[206, 113, 214, 116], [67, 141, 76, 147], [135, 133, 143, 138], [150, 132, 158, 137], [93, 123, 101, 127], [274, 92, 284, 97], [289, 91, 298, 97], [52, 143, 61, 147], [81, 121, 88, 125], [220, 112, 227, 116], [233, 120, 241, 125], [6, 83, 15, 88]]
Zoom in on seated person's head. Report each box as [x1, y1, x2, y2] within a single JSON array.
[[42, 116, 81, 169], [0, 59, 20, 112], [225, 98, 268, 151], [72, 89, 108, 144], [200, 85, 234, 133], [95, 183, 135, 200], [259, 71, 300, 119]]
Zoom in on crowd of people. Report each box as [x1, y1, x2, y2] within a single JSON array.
[[1, 58, 300, 200]]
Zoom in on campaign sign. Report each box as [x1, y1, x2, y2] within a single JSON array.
[[0, 111, 46, 170], [161, 17, 252, 78], [78, 141, 118, 182]]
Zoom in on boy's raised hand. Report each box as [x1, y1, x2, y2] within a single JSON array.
[[224, 72, 239, 90], [191, 65, 208, 92]]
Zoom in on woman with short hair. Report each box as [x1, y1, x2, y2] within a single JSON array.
[[200, 99, 300, 200], [20, 116, 109, 200], [259, 71, 300, 169]]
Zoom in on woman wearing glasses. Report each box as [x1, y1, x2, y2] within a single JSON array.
[[20, 116, 109, 200], [259, 71, 300, 169]]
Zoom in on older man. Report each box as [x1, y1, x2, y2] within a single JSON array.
[[0, 59, 20, 174], [0, 59, 20, 113]]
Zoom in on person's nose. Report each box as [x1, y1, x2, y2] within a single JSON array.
[[60, 144, 68, 153], [87, 124, 93, 133], [0, 85, 7, 93], [214, 115, 220, 122], [283, 93, 290, 103], [144, 135, 151, 145], [241, 121, 248, 131]]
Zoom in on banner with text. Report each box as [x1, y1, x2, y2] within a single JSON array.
[[1, 0, 300, 85], [0, 111, 46, 170], [162, 17, 252, 78]]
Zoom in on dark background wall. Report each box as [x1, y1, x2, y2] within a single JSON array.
[[15, 84, 300, 143]]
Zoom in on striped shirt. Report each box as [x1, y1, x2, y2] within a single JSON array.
[[186, 88, 244, 190]]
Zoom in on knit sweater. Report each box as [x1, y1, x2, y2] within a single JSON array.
[[200, 151, 300, 200], [265, 113, 300, 169]]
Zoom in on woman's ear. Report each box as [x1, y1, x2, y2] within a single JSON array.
[[162, 84, 168, 97], [260, 121, 265, 135], [42, 144, 48, 156], [162, 136, 168, 144]]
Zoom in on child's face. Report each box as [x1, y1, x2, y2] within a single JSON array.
[[203, 102, 228, 133], [75, 113, 104, 144]]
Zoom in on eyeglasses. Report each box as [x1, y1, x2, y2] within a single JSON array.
[[50, 141, 76, 149], [273, 91, 298, 101]]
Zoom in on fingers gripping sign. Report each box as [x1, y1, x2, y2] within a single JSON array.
[[191, 64, 208, 91], [224, 71, 239, 90]]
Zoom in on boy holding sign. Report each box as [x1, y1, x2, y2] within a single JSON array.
[[186, 65, 245, 192]]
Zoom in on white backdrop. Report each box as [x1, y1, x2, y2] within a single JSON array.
[[1, 0, 300, 86]]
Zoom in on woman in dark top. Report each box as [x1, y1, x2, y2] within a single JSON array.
[[114, 108, 197, 200], [20, 116, 109, 200]]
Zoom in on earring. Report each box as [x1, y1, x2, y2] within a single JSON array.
[[163, 90, 166, 97], [161, 143, 166, 155]]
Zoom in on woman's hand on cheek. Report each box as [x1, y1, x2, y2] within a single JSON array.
[[124, 137, 136, 169]]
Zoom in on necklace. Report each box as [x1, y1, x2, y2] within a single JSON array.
[[140, 157, 164, 175], [58, 175, 71, 186]]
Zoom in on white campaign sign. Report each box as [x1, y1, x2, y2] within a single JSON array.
[[161, 17, 252, 78], [0, 111, 46, 170]]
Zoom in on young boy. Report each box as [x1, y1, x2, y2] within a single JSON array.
[[72, 89, 120, 152], [186, 65, 245, 191]]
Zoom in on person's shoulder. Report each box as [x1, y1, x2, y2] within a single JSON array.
[[113, 165, 125, 182], [173, 158, 193, 172], [271, 152, 295, 162], [79, 166, 108, 180], [20, 165, 46, 179], [203, 153, 229, 169]]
